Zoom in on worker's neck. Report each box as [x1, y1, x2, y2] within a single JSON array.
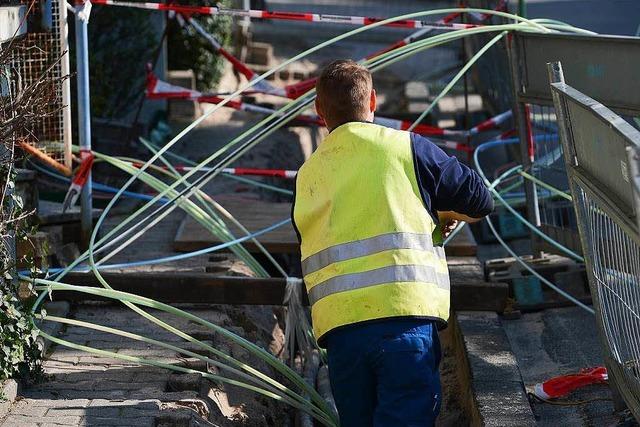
[[327, 116, 374, 133]]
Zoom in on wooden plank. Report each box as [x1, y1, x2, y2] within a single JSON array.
[[173, 194, 477, 256], [173, 195, 298, 254], [59, 269, 508, 312], [451, 281, 508, 312], [62, 272, 299, 305]]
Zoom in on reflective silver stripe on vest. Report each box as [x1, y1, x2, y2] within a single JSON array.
[[307, 264, 450, 306], [301, 232, 436, 276]]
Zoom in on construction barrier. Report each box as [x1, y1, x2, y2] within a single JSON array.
[[551, 61, 640, 421]]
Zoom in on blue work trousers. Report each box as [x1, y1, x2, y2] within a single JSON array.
[[325, 318, 442, 427]]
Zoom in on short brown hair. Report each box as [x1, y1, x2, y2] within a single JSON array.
[[316, 60, 373, 127]]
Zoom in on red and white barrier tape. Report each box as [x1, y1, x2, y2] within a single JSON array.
[[146, 72, 511, 145], [468, 0, 507, 22], [176, 14, 317, 99], [179, 15, 287, 97], [146, 72, 322, 124], [146, 72, 469, 140], [373, 116, 466, 138], [497, 129, 516, 140], [468, 109, 513, 135], [91, 0, 482, 30], [364, 10, 463, 60], [93, 1, 505, 105], [533, 367, 608, 400], [430, 138, 474, 153], [282, 6, 502, 98], [524, 104, 535, 161], [176, 12, 461, 100], [62, 150, 95, 212]]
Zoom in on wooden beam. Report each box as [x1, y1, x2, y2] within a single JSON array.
[[451, 281, 508, 312], [59, 271, 507, 311], [62, 272, 301, 305]]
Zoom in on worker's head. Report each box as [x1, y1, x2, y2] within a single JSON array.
[[315, 59, 376, 131]]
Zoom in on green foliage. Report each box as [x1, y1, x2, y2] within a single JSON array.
[[0, 168, 43, 382], [167, 0, 233, 91]]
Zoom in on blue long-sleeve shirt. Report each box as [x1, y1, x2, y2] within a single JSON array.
[[410, 132, 494, 223]]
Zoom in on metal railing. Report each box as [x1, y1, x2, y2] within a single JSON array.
[[550, 61, 640, 420]]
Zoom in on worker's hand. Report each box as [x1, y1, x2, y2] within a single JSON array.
[[441, 218, 459, 239], [437, 211, 460, 238], [437, 210, 484, 224]]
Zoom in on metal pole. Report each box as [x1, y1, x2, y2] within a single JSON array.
[[518, 0, 527, 18], [507, 33, 541, 255], [74, 1, 92, 248], [59, 0, 73, 172]]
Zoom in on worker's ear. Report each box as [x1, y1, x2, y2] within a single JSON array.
[[369, 88, 377, 113], [315, 97, 325, 124]]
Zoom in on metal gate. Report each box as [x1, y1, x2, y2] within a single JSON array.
[[550, 61, 640, 420]]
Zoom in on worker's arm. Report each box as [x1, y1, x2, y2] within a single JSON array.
[[411, 133, 494, 225], [438, 210, 485, 224], [290, 176, 303, 245]]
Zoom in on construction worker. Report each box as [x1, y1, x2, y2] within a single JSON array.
[[292, 60, 494, 426]]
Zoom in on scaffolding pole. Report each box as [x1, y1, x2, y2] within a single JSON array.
[[74, 1, 92, 248]]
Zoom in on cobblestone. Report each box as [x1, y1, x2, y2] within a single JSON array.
[[4, 401, 48, 417], [1, 415, 82, 426], [18, 399, 90, 408], [87, 399, 160, 408], [80, 417, 156, 427], [1, 291, 285, 426], [45, 408, 87, 417]]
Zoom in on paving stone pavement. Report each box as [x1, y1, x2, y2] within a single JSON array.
[[0, 303, 286, 426]]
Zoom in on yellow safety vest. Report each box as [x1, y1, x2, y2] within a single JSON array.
[[293, 122, 450, 343]]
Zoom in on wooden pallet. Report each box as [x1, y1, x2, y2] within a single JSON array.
[[173, 194, 477, 256]]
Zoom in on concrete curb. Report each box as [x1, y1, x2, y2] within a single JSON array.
[[456, 311, 536, 426]]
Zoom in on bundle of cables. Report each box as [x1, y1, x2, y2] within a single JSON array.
[[26, 7, 596, 424]]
